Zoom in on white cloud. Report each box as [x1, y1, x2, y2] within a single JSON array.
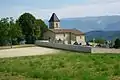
[[88, 0, 120, 4], [36, 0, 120, 19], [0, 0, 120, 19], [51, 0, 120, 19]]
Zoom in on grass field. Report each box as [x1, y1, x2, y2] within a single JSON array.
[[0, 51, 120, 80]]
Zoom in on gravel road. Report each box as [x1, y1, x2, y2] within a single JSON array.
[[0, 47, 60, 58]]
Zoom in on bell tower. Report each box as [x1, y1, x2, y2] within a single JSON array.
[[49, 13, 60, 29]]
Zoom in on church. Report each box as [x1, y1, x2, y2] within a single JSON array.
[[43, 13, 86, 45]]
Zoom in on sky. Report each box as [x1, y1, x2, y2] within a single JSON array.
[[0, 0, 120, 19]]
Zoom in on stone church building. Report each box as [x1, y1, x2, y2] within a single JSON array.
[[43, 13, 86, 45]]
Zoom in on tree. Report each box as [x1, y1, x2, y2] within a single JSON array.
[[18, 13, 36, 43], [35, 19, 48, 39], [0, 17, 23, 46], [114, 38, 120, 48], [18, 13, 48, 43], [89, 38, 105, 44], [0, 18, 10, 45], [8, 17, 23, 47]]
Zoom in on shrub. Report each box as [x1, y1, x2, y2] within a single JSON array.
[[114, 38, 120, 48]]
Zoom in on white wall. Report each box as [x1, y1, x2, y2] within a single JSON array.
[[55, 33, 70, 44], [76, 35, 86, 45]]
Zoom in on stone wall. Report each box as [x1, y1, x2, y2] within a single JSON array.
[[43, 30, 55, 42], [35, 40, 120, 54], [92, 48, 120, 54], [35, 40, 91, 53]]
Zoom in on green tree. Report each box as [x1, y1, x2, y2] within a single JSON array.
[[0, 18, 10, 45], [114, 38, 120, 48], [18, 13, 48, 43], [89, 38, 105, 44], [0, 17, 22, 46], [18, 13, 36, 43], [8, 17, 23, 47], [35, 19, 48, 39]]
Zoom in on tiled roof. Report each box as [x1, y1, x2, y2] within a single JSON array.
[[49, 13, 60, 22], [49, 29, 85, 35]]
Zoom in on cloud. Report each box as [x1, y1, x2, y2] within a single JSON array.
[[50, 0, 120, 19], [0, 0, 120, 19], [88, 0, 120, 4], [31, 0, 120, 19]]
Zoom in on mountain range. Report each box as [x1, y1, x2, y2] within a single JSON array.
[[44, 15, 120, 41], [85, 31, 120, 41]]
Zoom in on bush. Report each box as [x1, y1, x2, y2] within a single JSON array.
[[25, 35, 36, 44], [114, 38, 120, 48]]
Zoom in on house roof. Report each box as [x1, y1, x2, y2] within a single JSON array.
[[49, 29, 85, 35], [49, 13, 60, 22]]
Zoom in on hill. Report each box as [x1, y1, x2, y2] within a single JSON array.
[[45, 15, 120, 32], [105, 21, 120, 31], [85, 31, 120, 41]]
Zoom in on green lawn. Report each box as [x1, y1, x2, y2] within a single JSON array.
[[0, 51, 120, 80]]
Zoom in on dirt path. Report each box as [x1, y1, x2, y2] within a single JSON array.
[[0, 47, 60, 58]]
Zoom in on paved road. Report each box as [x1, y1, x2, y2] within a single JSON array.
[[0, 47, 60, 58]]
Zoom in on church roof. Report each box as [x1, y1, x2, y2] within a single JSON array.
[[49, 13, 60, 22], [49, 29, 85, 35]]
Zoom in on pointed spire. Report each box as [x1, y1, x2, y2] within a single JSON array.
[[49, 13, 60, 22]]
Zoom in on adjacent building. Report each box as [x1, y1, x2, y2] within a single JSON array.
[[43, 13, 86, 45]]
